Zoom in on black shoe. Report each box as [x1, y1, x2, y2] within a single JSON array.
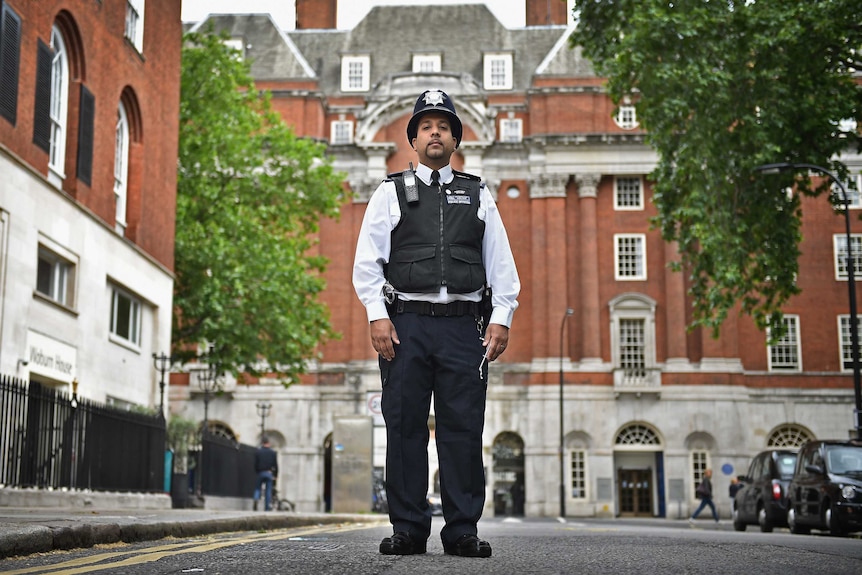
[[379, 532, 426, 555], [443, 534, 492, 558], [253, 500, 258, 511]]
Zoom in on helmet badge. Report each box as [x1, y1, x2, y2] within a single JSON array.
[[423, 90, 445, 107]]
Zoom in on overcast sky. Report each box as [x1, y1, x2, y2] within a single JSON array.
[[181, 1, 576, 30]]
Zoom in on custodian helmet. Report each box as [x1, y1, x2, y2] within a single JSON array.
[[406, 89, 463, 147]]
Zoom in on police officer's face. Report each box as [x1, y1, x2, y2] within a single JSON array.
[[412, 112, 457, 168]]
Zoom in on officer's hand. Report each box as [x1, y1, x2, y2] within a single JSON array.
[[370, 318, 399, 361], [483, 323, 510, 362]]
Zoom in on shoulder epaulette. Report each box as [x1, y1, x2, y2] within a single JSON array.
[[452, 169, 481, 182]]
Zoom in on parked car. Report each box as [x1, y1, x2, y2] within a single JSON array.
[[786, 440, 862, 536], [732, 449, 798, 532]]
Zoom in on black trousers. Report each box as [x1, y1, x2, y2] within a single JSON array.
[[379, 312, 488, 545]]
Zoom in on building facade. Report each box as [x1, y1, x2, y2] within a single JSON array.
[[0, 0, 181, 411], [174, 1, 861, 518]]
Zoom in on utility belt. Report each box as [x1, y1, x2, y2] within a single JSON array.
[[391, 297, 481, 317]]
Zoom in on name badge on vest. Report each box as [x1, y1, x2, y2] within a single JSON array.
[[445, 189, 471, 205]]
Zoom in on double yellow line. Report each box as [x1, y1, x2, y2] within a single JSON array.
[[1, 522, 380, 575]]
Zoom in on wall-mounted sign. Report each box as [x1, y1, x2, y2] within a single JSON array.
[[26, 330, 77, 384], [366, 391, 384, 426]]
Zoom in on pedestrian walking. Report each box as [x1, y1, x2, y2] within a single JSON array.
[[252, 436, 278, 511], [352, 89, 520, 558], [690, 468, 719, 523]]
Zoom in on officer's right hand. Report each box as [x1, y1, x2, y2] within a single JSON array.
[[370, 318, 399, 361]]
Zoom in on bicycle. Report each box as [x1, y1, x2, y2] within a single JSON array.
[[272, 486, 294, 512]]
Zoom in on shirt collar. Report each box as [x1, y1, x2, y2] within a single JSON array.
[[416, 163, 453, 185]]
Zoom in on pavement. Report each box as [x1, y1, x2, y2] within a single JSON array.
[[0, 506, 386, 559]]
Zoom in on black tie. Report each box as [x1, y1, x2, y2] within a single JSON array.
[[431, 170, 440, 186]]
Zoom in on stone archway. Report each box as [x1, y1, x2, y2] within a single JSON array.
[[492, 431, 525, 517], [613, 422, 665, 517]]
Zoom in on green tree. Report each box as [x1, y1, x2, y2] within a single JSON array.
[[570, 1, 862, 336], [175, 28, 347, 383]]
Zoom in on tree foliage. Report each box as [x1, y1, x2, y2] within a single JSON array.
[[175, 28, 347, 383], [570, 0, 862, 336]]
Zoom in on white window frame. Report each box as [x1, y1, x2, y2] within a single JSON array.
[[691, 451, 709, 498], [483, 53, 513, 90], [110, 284, 142, 347], [833, 234, 862, 280], [125, 0, 145, 53], [614, 234, 647, 280], [838, 315, 862, 371], [412, 54, 441, 73], [615, 105, 638, 129], [114, 102, 130, 232], [767, 424, 814, 448], [49, 25, 69, 178], [222, 38, 245, 59], [767, 314, 802, 371], [36, 239, 77, 308], [618, 318, 647, 376], [341, 55, 370, 92], [609, 293, 657, 380], [614, 176, 643, 210], [833, 174, 862, 209], [330, 120, 354, 145], [569, 449, 587, 500], [499, 118, 522, 143]]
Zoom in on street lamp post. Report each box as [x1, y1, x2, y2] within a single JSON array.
[[559, 307, 574, 519], [197, 361, 219, 434], [755, 162, 862, 438], [256, 401, 272, 438], [152, 352, 173, 419]]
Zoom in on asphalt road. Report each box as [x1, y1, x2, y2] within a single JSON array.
[[1, 517, 860, 575]]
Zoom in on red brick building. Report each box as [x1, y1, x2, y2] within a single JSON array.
[[177, 1, 860, 518], [0, 0, 181, 410]]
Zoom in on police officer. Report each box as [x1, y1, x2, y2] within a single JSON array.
[[353, 90, 520, 558]]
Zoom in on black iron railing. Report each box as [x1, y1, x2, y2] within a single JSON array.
[[0, 375, 165, 492], [199, 430, 257, 498]]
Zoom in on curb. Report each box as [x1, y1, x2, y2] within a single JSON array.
[[0, 514, 383, 559]]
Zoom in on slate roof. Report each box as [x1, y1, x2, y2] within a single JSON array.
[[189, 14, 316, 81], [196, 4, 595, 95]]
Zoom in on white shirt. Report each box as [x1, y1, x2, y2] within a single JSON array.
[[353, 163, 520, 327]]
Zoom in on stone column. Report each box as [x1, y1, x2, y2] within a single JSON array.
[[529, 173, 570, 362], [663, 240, 690, 370], [576, 173, 602, 366]]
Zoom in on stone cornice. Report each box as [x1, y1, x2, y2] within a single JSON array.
[[526, 133, 647, 146]]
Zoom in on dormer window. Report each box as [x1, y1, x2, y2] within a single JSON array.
[[223, 38, 245, 59], [413, 54, 441, 73], [341, 55, 370, 92], [615, 105, 638, 129], [483, 52, 513, 90]]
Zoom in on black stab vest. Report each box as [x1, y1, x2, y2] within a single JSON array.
[[385, 171, 486, 294]]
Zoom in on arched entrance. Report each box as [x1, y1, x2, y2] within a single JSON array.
[[492, 431, 525, 517], [614, 422, 665, 517]]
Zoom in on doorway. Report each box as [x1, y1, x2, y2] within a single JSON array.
[[618, 467, 652, 516], [492, 432, 525, 516]]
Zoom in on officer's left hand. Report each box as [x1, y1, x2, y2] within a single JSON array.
[[483, 323, 510, 362]]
